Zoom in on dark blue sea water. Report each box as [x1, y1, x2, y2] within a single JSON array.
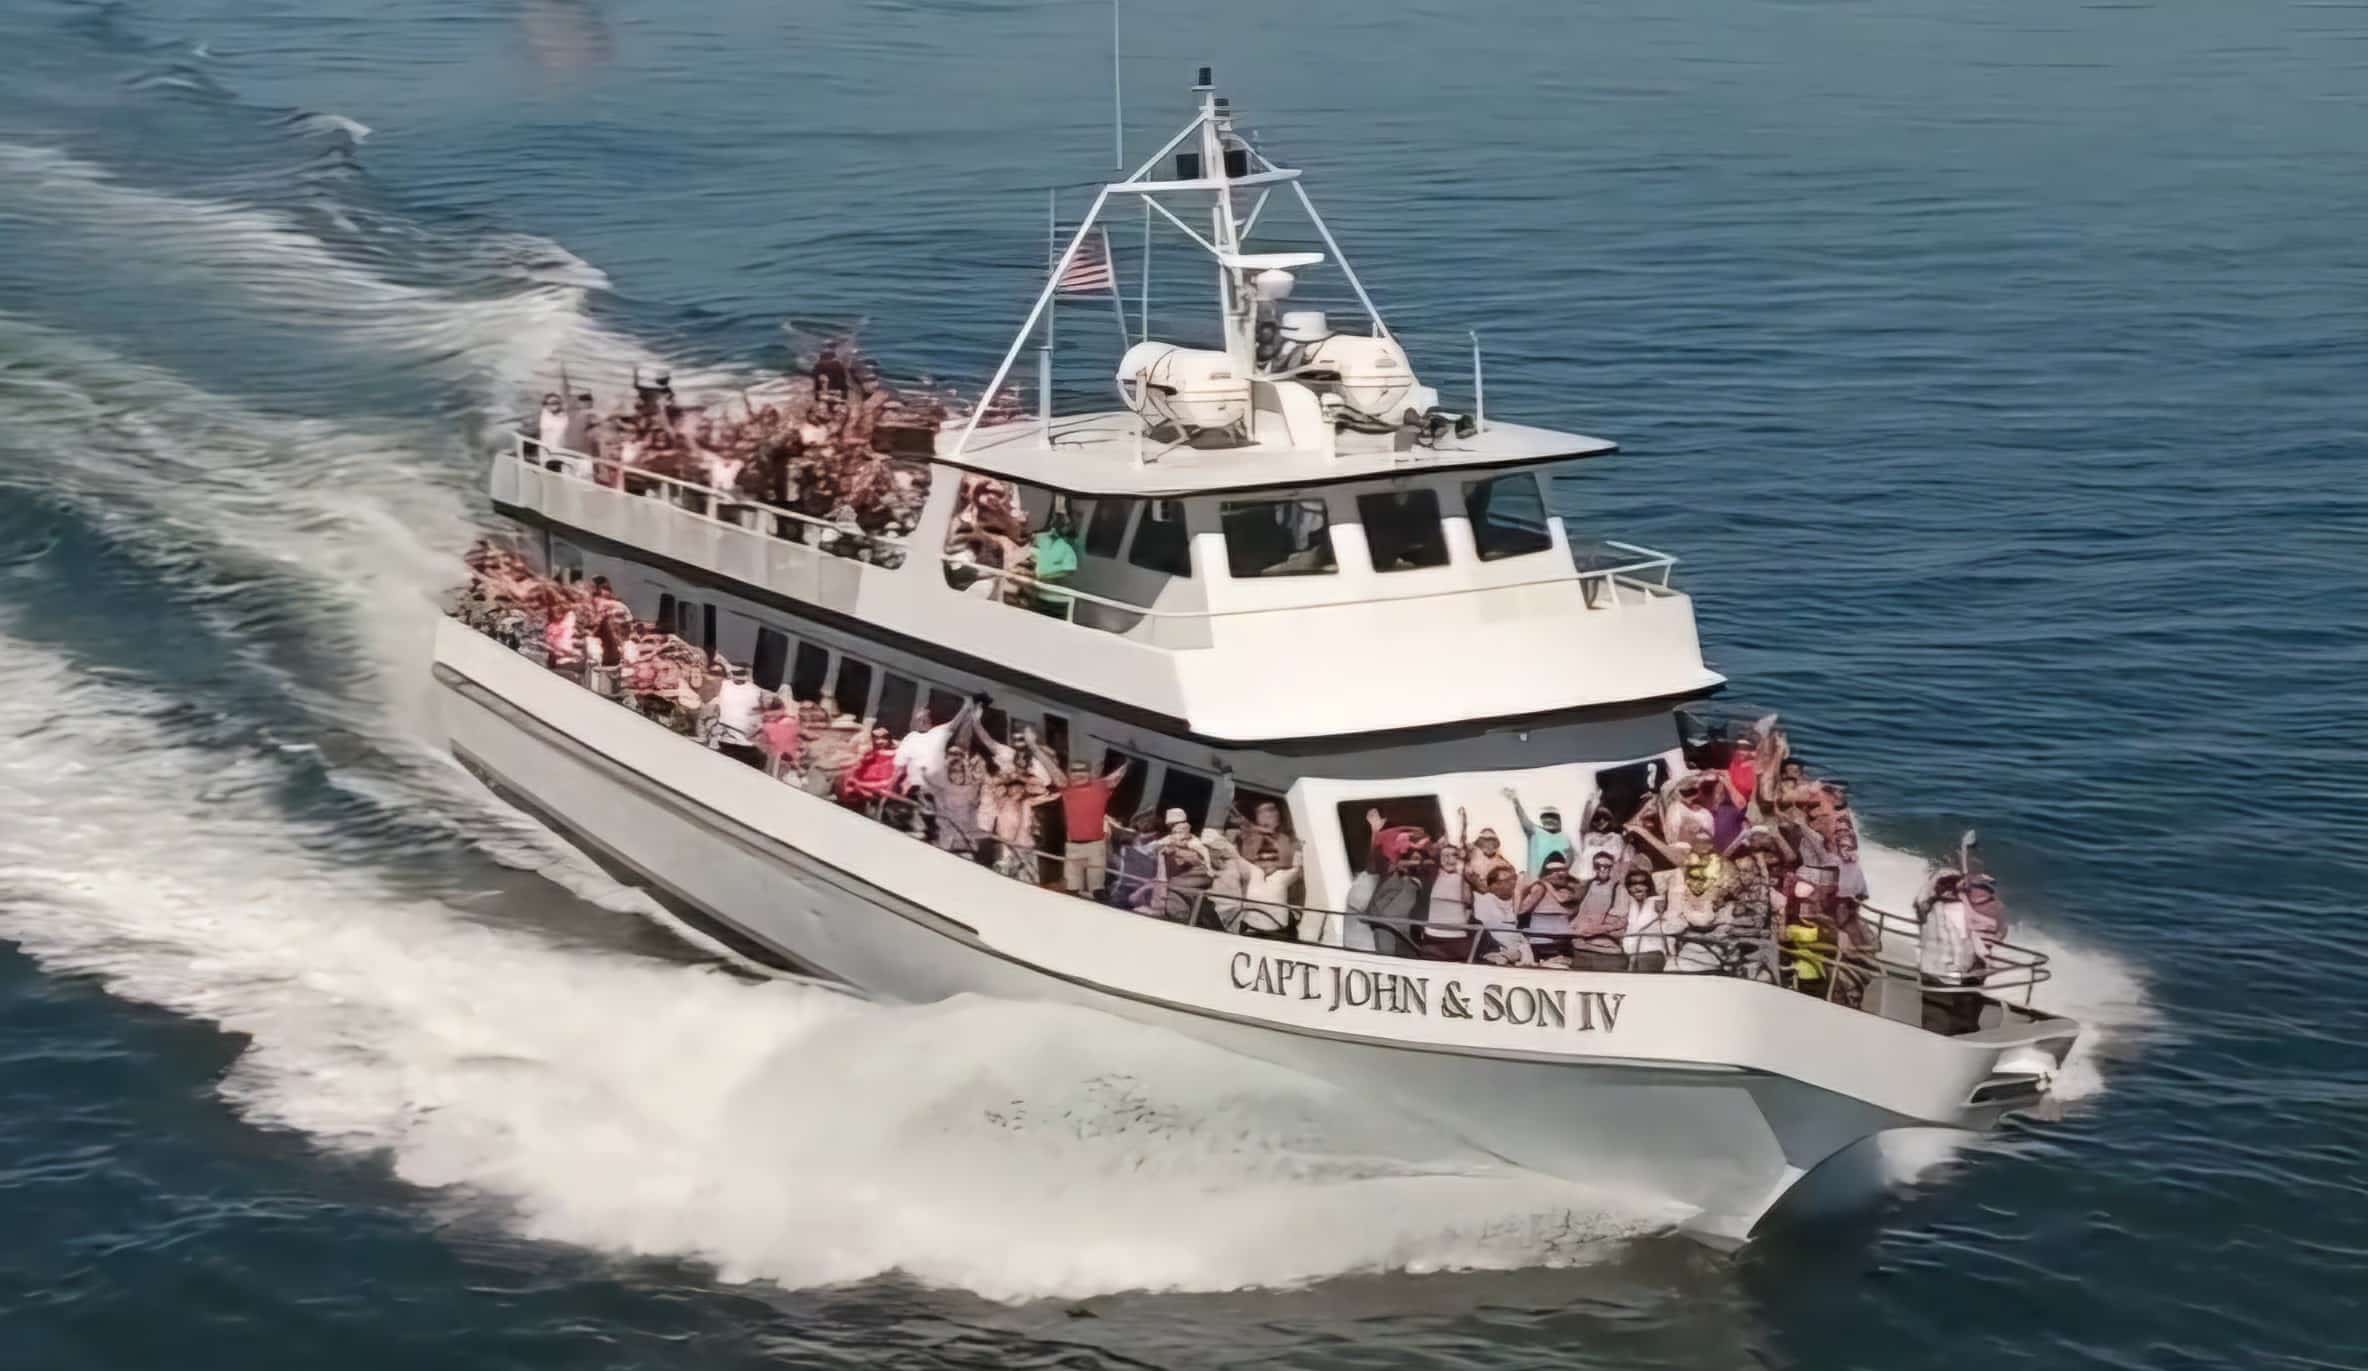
[[2, 0, 2363, 1365]]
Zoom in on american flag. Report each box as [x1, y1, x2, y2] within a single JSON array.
[[1055, 229, 1116, 294]]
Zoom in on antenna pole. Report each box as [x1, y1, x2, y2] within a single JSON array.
[[1470, 330, 1486, 433], [1111, 0, 1124, 168]]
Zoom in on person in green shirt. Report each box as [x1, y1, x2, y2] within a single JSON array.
[[1030, 510, 1082, 618]]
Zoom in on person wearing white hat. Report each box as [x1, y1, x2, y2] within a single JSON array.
[[1155, 808, 1213, 925], [704, 662, 768, 769]]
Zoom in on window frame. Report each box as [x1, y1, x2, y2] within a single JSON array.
[[1083, 499, 1133, 559], [1125, 499, 1194, 578], [1355, 487, 1451, 573], [1462, 471, 1554, 562], [1218, 496, 1339, 579]]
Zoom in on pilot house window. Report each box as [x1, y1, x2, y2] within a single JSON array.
[[1463, 472, 1553, 561], [1357, 489, 1449, 571], [1220, 498, 1337, 578], [1126, 500, 1193, 577]]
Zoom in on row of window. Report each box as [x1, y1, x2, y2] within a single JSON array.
[[653, 580, 1277, 833], [1057, 471, 1556, 582]]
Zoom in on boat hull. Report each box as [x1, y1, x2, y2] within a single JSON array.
[[432, 620, 2069, 1246]]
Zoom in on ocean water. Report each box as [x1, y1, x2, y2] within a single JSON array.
[[0, 0, 2361, 1366]]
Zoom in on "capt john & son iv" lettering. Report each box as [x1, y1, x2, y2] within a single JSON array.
[[1227, 952, 1625, 1032]]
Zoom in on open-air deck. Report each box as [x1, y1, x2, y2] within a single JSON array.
[[491, 436, 1723, 742]]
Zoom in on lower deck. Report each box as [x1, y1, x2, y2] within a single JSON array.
[[529, 527, 1693, 914]]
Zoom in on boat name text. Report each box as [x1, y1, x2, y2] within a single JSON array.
[[1227, 952, 1624, 1032]]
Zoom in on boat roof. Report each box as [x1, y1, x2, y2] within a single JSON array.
[[937, 409, 1620, 498]]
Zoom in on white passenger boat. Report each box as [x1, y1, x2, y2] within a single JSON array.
[[434, 73, 2080, 1248]]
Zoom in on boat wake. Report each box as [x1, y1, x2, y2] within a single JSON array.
[[0, 633, 1676, 1300]]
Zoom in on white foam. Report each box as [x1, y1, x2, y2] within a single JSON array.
[[1858, 837, 2155, 1105], [0, 142, 724, 412], [0, 636, 1669, 1299]]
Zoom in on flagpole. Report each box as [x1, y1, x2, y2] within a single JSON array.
[[1111, 0, 1124, 169], [1139, 200, 1151, 343], [1041, 188, 1057, 445], [1100, 228, 1129, 352]]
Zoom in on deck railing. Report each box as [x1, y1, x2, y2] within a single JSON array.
[[454, 601, 2048, 1032], [500, 437, 1688, 644]]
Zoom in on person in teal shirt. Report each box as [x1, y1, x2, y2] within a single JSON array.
[[1504, 787, 1573, 874], [1030, 510, 1081, 618]]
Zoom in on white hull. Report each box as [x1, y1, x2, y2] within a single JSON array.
[[434, 620, 2073, 1246]]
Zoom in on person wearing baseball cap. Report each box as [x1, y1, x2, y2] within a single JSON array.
[[1504, 787, 1573, 875]]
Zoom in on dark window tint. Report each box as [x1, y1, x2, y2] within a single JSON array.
[[790, 642, 830, 701], [926, 687, 965, 728], [752, 629, 790, 692], [1127, 500, 1192, 577], [1104, 747, 1151, 825], [1221, 498, 1336, 578], [1155, 766, 1217, 831], [1357, 489, 1448, 571], [1084, 500, 1132, 558], [833, 657, 874, 718], [978, 706, 1009, 747], [1592, 760, 1670, 838], [1463, 473, 1552, 560], [877, 673, 920, 732], [656, 592, 677, 632], [1230, 786, 1291, 834], [1333, 795, 1447, 874], [1040, 713, 1071, 769], [701, 602, 719, 653]]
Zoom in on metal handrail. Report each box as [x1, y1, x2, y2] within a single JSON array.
[[454, 601, 2045, 1029], [500, 441, 1686, 627], [508, 434, 915, 555]]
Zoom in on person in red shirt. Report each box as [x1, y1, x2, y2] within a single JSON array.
[[1054, 754, 1131, 898], [836, 724, 900, 810]]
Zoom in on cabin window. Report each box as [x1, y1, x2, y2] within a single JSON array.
[[833, 656, 875, 718], [926, 687, 965, 729], [700, 602, 719, 654], [1220, 498, 1337, 578], [876, 673, 920, 732], [656, 592, 677, 632], [550, 539, 585, 581], [977, 705, 1010, 746], [1084, 499, 1132, 558], [1230, 786, 1290, 832], [789, 642, 829, 702], [1334, 796, 1447, 874], [1356, 489, 1449, 571], [1154, 765, 1218, 831], [1039, 712, 1072, 768], [1464, 472, 1552, 561], [1126, 500, 1193, 577], [1103, 746, 1151, 825], [1592, 759, 1671, 838], [752, 628, 790, 692]]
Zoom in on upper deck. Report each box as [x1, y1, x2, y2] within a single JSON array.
[[491, 77, 1722, 742], [491, 437, 1721, 744]]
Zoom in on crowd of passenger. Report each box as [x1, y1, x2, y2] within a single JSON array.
[[453, 548, 2013, 1033], [1330, 726, 2011, 1032], [517, 344, 1023, 569], [940, 475, 1085, 613]]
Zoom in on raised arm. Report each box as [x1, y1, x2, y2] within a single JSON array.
[[1623, 819, 1682, 867], [1501, 787, 1538, 837]]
